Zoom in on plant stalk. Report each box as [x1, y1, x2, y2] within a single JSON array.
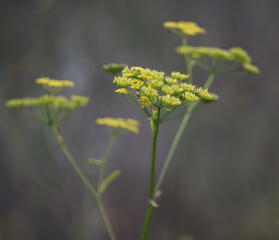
[[98, 134, 116, 187], [154, 73, 216, 194], [182, 36, 192, 84], [50, 125, 117, 240], [141, 107, 161, 240]]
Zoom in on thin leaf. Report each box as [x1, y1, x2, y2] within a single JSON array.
[[98, 170, 121, 195]]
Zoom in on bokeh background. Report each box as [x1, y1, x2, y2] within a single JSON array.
[[1, 0, 279, 239]]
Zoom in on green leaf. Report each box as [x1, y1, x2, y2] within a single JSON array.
[[98, 170, 121, 196]]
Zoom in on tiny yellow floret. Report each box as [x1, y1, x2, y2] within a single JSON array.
[[139, 96, 151, 108], [115, 88, 129, 94], [196, 88, 218, 102]]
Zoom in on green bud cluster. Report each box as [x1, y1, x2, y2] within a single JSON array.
[[176, 46, 260, 74], [113, 66, 218, 110], [103, 63, 128, 75]]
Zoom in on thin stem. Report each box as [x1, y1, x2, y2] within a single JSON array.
[[45, 106, 52, 125], [96, 200, 117, 240], [98, 134, 116, 187], [160, 106, 179, 122], [203, 72, 216, 89], [20, 108, 47, 125], [50, 125, 98, 199], [49, 125, 117, 240], [182, 36, 192, 84], [57, 109, 74, 121], [141, 107, 161, 240], [154, 73, 216, 194]]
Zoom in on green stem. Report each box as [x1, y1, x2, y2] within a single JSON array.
[[49, 125, 117, 240], [20, 108, 47, 125], [154, 73, 216, 194], [182, 36, 192, 84], [50, 125, 98, 199], [96, 200, 117, 240], [203, 72, 216, 89], [141, 107, 161, 240], [98, 134, 116, 187]]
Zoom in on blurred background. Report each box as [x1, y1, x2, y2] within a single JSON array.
[[1, 0, 279, 239]]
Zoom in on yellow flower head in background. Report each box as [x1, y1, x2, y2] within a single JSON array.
[[36, 77, 74, 92], [164, 21, 206, 36], [6, 95, 89, 109], [6, 78, 89, 124], [96, 117, 140, 134], [176, 46, 260, 74]]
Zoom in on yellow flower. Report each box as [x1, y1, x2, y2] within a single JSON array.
[[163, 22, 178, 28], [115, 88, 129, 94], [165, 77, 178, 85], [139, 96, 151, 108], [113, 66, 218, 110], [96, 117, 140, 134], [6, 95, 89, 109], [164, 21, 206, 36], [171, 72, 189, 80], [196, 88, 219, 102], [161, 95, 182, 106], [176, 46, 232, 61], [36, 77, 74, 88], [229, 47, 251, 63], [182, 92, 200, 103]]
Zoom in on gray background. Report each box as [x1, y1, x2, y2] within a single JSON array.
[[1, 0, 279, 239]]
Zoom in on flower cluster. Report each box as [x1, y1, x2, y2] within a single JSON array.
[[113, 66, 218, 110], [176, 46, 260, 74], [36, 77, 74, 91], [103, 63, 128, 75], [163, 21, 206, 36], [96, 117, 140, 134], [6, 78, 89, 113], [6, 95, 89, 109]]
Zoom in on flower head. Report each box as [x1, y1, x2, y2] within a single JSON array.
[[196, 88, 219, 102], [176, 46, 233, 61], [113, 66, 217, 114], [96, 117, 140, 134], [229, 47, 251, 64], [176, 46, 260, 75], [6, 95, 89, 109], [37, 78, 74, 89], [6, 77, 89, 124], [164, 21, 206, 37], [242, 63, 260, 74]]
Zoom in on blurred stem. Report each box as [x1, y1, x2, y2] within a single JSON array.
[[20, 108, 47, 125], [96, 200, 117, 240], [154, 73, 216, 194], [98, 134, 116, 187], [49, 124, 117, 240], [50, 125, 98, 199], [203, 72, 216, 89], [141, 107, 161, 240], [182, 36, 192, 84]]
